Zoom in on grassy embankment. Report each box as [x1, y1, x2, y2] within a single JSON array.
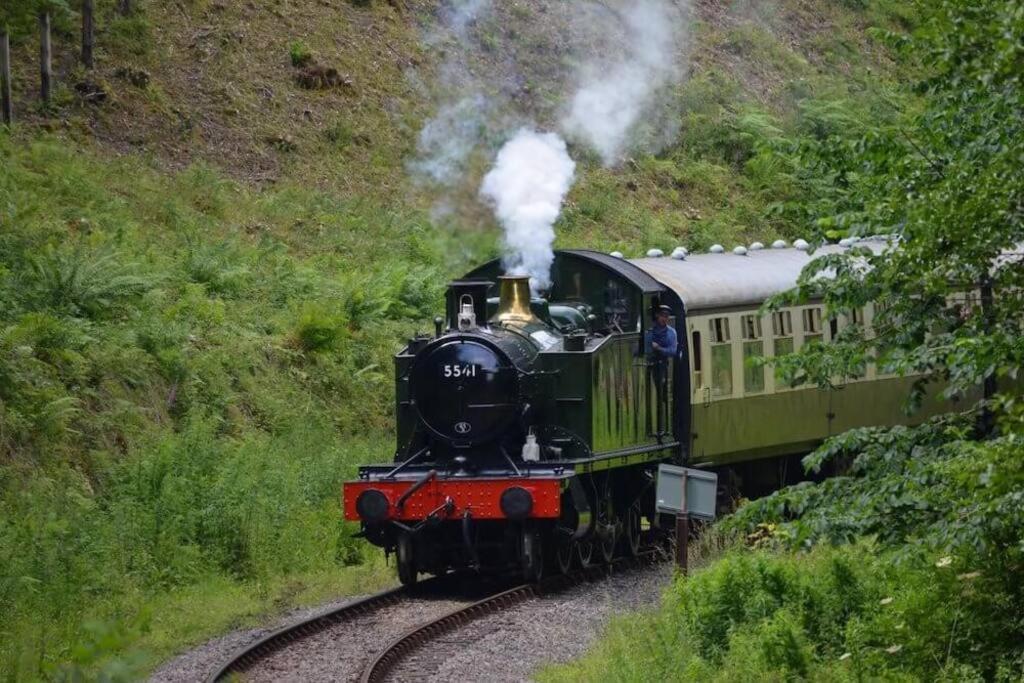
[[0, 0, 912, 678]]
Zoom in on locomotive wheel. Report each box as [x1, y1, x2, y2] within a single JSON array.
[[554, 538, 574, 575], [576, 540, 594, 568], [521, 528, 544, 582], [397, 534, 418, 587], [621, 504, 641, 557], [598, 525, 616, 564]]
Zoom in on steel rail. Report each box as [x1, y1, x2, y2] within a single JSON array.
[[205, 583, 413, 682], [359, 552, 661, 683]]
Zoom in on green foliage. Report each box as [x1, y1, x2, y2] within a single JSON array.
[[0, 134, 479, 677], [27, 246, 154, 318], [0, 0, 977, 679], [762, 0, 1024, 403], [289, 39, 313, 67], [0, 0, 73, 40], [292, 302, 347, 353], [541, 542, 1024, 682]]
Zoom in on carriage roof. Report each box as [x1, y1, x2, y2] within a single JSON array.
[[628, 241, 889, 312]]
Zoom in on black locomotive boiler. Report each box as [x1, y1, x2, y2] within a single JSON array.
[[344, 246, 958, 583]]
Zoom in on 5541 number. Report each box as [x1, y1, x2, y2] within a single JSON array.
[[443, 364, 479, 378]]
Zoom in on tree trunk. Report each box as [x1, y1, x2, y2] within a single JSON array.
[[39, 12, 52, 105], [977, 275, 998, 437], [82, 0, 95, 69], [118, 0, 131, 16], [1, 30, 12, 125]]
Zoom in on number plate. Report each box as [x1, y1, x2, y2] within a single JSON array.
[[442, 364, 479, 379]]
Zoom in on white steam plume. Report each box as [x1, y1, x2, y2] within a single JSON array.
[[410, 94, 487, 185], [408, 0, 493, 187], [561, 0, 685, 165], [480, 130, 576, 293]]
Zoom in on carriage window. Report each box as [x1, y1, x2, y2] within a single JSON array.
[[741, 314, 762, 340], [692, 330, 703, 390], [850, 307, 864, 326], [741, 314, 765, 394], [772, 311, 794, 388], [772, 311, 792, 337], [711, 344, 733, 397], [803, 308, 823, 346], [710, 317, 731, 343], [829, 317, 839, 339], [709, 317, 733, 396]]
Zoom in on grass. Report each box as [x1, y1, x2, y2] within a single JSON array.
[[0, 132, 493, 678]]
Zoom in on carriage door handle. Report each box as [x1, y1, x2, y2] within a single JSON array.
[[702, 386, 711, 407]]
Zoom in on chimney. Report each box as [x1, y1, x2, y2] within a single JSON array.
[[494, 276, 538, 325]]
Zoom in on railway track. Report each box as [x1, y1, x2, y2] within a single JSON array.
[[205, 572, 478, 682], [207, 551, 662, 682], [361, 553, 660, 683]]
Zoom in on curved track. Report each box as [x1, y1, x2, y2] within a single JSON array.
[[207, 551, 663, 682], [360, 553, 659, 683], [206, 573, 472, 682]]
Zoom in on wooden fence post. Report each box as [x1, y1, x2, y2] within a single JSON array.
[[82, 0, 95, 69], [675, 468, 689, 574], [39, 11, 52, 105], [1, 30, 12, 125]]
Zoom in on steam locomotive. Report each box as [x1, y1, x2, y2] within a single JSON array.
[[343, 245, 958, 583]]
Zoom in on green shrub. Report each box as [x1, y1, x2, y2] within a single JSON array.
[[289, 40, 313, 67], [292, 303, 348, 353], [541, 542, 1022, 682]]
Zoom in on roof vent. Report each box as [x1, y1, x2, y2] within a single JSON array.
[[749, 242, 764, 251], [646, 248, 665, 258], [771, 239, 787, 249], [733, 246, 748, 256], [670, 247, 688, 260], [709, 244, 725, 254], [794, 239, 810, 251], [838, 237, 854, 247], [609, 251, 624, 259]]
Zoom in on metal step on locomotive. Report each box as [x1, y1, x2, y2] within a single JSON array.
[[343, 244, 963, 584]]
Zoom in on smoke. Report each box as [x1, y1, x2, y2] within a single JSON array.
[[409, 94, 488, 185], [408, 0, 494, 187], [479, 130, 576, 293], [561, 1, 685, 165], [441, 0, 491, 39], [410, 1, 690, 286]]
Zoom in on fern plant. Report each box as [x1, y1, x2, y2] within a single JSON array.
[[26, 247, 153, 319]]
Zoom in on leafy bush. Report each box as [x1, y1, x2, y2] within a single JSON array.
[[541, 542, 1024, 682], [289, 40, 313, 67], [292, 302, 348, 353]]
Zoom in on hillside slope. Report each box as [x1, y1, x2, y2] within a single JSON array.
[[5, 0, 912, 241], [0, 0, 914, 678]]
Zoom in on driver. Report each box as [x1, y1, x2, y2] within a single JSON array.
[[647, 304, 678, 359]]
